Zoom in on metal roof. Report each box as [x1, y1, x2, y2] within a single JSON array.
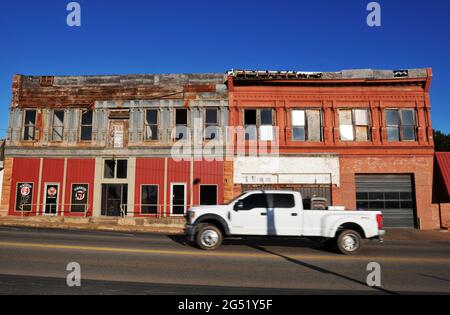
[[436, 152, 450, 197]]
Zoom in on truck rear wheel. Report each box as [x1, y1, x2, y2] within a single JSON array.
[[196, 225, 223, 250], [336, 230, 362, 255]]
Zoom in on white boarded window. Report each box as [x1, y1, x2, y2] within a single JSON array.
[[292, 110, 322, 142], [339, 109, 370, 142]]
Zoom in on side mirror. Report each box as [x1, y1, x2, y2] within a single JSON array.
[[234, 200, 244, 211]]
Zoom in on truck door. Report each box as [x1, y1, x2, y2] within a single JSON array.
[[268, 193, 302, 236], [229, 193, 268, 235]]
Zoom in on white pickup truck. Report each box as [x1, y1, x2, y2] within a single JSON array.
[[186, 191, 385, 255]]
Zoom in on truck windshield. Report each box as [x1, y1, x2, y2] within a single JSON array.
[[225, 193, 247, 205]]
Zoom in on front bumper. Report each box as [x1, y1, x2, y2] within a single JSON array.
[[185, 224, 195, 241]]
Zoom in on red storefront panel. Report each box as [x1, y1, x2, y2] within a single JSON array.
[[40, 159, 65, 215], [167, 159, 191, 217], [135, 158, 165, 217], [193, 160, 224, 206], [9, 158, 41, 216], [64, 159, 95, 217]]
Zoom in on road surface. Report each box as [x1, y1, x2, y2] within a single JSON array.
[[0, 227, 449, 295]]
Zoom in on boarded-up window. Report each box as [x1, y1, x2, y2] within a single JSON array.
[[339, 109, 370, 141], [52, 111, 65, 142], [245, 109, 275, 141], [292, 110, 322, 142]]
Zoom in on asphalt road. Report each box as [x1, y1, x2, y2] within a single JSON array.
[[0, 227, 449, 295]]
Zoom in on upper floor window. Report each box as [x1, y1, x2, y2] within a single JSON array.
[[104, 159, 128, 179], [339, 109, 370, 141], [175, 109, 188, 140], [145, 109, 159, 141], [291, 109, 323, 142], [51, 111, 65, 142], [80, 111, 93, 141], [205, 109, 219, 140], [245, 109, 274, 141], [386, 109, 417, 142], [23, 110, 37, 141]]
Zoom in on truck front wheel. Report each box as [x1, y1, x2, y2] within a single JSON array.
[[196, 225, 223, 250], [336, 230, 362, 255]]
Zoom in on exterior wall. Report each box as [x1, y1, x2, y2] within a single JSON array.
[[8, 158, 40, 215], [64, 159, 95, 217], [0, 158, 13, 216], [0, 167, 3, 205], [439, 204, 450, 229]]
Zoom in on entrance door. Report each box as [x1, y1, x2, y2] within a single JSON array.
[[171, 184, 186, 216], [229, 192, 269, 236], [44, 184, 59, 216], [101, 184, 128, 217]]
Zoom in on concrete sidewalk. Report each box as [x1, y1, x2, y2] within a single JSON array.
[[0, 216, 448, 241], [0, 216, 186, 234]]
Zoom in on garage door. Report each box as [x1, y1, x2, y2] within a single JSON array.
[[356, 175, 416, 228]]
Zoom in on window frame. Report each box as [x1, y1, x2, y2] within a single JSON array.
[[144, 109, 160, 142], [174, 108, 189, 141], [199, 185, 219, 206], [339, 108, 371, 142], [204, 108, 220, 141], [244, 109, 275, 141], [385, 109, 417, 142], [80, 110, 93, 142], [103, 159, 128, 180], [23, 110, 37, 142], [291, 109, 323, 142], [141, 184, 159, 215], [70, 183, 90, 213], [51, 110, 65, 142]]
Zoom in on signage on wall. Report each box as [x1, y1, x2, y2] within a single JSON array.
[[71, 184, 88, 213], [16, 183, 34, 211]]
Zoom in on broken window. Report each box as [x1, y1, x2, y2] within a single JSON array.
[[339, 109, 370, 141], [145, 109, 159, 141], [175, 109, 188, 140], [104, 159, 128, 179], [52, 110, 65, 142], [80, 111, 93, 141], [244, 109, 275, 141], [23, 110, 37, 141], [292, 110, 323, 142], [386, 109, 416, 142], [205, 109, 219, 140]]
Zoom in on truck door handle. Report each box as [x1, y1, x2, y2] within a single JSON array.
[[261, 213, 267, 216], [291, 213, 298, 217]]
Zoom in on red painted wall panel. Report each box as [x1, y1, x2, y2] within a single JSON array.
[[167, 159, 191, 216], [40, 159, 65, 215], [193, 160, 224, 206], [64, 159, 95, 217], [9, 158, 41, 215], [135, 158, 165, 217]]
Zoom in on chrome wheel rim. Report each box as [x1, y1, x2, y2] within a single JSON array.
[[201, 230, 219, 248], [342, 234, 359, 252]]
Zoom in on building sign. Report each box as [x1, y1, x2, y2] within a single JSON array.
[[16, 183, 34, 212], [71, 184, 88, 213], [113, 125, 124, 148]]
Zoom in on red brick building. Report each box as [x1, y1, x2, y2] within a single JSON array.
[[225, 69, 438, 229]]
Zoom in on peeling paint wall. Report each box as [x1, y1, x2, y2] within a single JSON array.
[[233, 156, 340, 186]]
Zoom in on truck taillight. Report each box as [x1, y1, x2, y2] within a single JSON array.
[[376, 214, 383, 230]]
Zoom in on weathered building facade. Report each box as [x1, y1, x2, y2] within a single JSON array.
[[226, 68, 438, 229], [0, 74, 228, 218], [0, 140, 4, 205], [0, 68, 443, 229]]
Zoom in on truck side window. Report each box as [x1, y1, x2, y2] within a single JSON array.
[[267, 194, 295, 209], [242, 194, 268, 210]]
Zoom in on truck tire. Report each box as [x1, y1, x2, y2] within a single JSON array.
[[196, 224, 223, 251], [336, 230, 362, 255]]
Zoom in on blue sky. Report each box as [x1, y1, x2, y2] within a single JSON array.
[[0, 0, 449, 138]]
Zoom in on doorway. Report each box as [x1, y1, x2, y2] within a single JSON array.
[[171, 184, 186, 216], [44, 183, 60, 216], [101, 184, 128, 217]]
